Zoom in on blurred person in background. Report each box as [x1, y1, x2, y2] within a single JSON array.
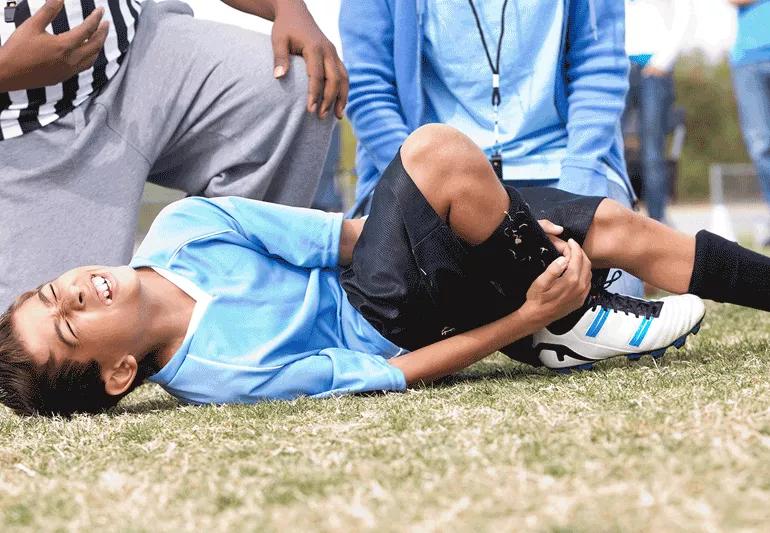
[[0, 0, 347, 309], [340, 0, 642, 297], [729, 0, 770, 244], [623, 0, 693, 223]]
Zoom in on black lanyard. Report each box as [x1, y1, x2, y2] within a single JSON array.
[[467, 0, 509, 179]]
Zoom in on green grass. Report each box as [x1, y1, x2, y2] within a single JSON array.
[[2, 302, 770, 532]]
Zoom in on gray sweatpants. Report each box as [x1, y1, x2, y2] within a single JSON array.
[[0, 0, 333, 308]]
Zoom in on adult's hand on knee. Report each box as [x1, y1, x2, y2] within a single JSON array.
[[269, 1, 348, 120], [522, 239, 592, 328], [0, 0, 109, 92]]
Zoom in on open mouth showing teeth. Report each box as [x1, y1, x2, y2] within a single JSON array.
[[91, 275, 113, 303]]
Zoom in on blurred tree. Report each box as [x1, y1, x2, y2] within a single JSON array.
[[675, 51, 750, 201]]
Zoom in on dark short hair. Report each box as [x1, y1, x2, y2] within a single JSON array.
[[0, 291, 154, 417]]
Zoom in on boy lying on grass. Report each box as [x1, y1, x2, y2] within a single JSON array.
[[1, 124, 768, 416]]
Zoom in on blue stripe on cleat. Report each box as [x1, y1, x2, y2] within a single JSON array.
[[585, 307, 610, 338], [629, 316, 654, 347]]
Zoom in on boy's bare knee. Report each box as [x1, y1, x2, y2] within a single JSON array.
[[401, 124, 487, 186]]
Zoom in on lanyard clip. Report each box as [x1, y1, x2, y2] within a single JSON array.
[[5, 1, 17, 24], [491, 73, 501, 106]]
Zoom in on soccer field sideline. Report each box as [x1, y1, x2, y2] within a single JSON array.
[[1, 301, 769, 532]]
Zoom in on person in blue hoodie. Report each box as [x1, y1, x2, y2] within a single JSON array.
[[729, 0, 770, 244], [339, 0, 641, 296]]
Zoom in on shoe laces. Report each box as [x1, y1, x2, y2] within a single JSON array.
[[588, 271, 663, 319]]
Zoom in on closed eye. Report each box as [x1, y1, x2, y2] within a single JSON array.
[[64, 319, 78, 342], [50, 283, 78, 346]]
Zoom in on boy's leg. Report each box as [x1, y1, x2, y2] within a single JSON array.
[[400, 125, 521, 246], [573, 190, 770, 313], [401, 123, 770, 312], [111, 1, 333, 204], [379, 124, 770, 369], [343, 124, 563, 352], [581, 200, 695, 294]]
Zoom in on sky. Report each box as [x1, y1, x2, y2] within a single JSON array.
[[181, 0, 739, 61]]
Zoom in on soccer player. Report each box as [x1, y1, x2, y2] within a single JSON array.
[[2, 125, 768, 417]]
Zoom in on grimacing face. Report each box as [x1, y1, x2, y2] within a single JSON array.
[[12, 265, 146, 379]]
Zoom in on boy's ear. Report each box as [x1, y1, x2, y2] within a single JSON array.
[[102, 354, 138, 396]]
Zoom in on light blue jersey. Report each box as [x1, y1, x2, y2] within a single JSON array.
[[422, 0, 567, 181], [130, 197, 406, 405]]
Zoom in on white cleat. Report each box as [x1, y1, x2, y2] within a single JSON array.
[[534, 291, 706, 372]]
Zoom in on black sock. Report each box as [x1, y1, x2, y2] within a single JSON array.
[[688, 230, 770, 312]]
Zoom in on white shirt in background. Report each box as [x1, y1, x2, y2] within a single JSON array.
[[625, 0, 694, 72]]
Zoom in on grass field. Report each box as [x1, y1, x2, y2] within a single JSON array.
[[1, 302, 769, 532]]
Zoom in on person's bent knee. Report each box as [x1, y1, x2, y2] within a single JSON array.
[[402, 124, 465, 161], [401, 124, 487, 186]]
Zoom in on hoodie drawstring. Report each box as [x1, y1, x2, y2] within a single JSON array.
[[588, 0, 598, 40]]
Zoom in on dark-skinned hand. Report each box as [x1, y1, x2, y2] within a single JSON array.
[[0, 0, 109, 92], [269, 1, 348, 119]]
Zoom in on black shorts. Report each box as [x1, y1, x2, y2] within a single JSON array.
[[340, 152, 605, 354]]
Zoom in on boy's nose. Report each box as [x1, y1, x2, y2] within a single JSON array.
[[62, 283, 86, 312]]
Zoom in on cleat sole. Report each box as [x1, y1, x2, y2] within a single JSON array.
[[552, 363, 594, 375], [627, 353, 643, 361]]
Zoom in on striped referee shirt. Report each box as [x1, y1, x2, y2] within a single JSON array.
[[0, 0, 142, 140]]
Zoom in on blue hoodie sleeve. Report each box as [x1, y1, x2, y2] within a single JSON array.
[[339, 0, 411, 174], [561, 0, 629, 183]]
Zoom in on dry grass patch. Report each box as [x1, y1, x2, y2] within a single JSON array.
[[2, 303, 770, 532]]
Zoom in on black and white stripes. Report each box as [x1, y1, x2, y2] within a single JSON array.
[[0, 0, 142, 140]]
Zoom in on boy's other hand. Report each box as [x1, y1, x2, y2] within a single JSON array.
[[0, 0, 108, 92], [270, 1, 348, 119], [523, 239, 592, 328]]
